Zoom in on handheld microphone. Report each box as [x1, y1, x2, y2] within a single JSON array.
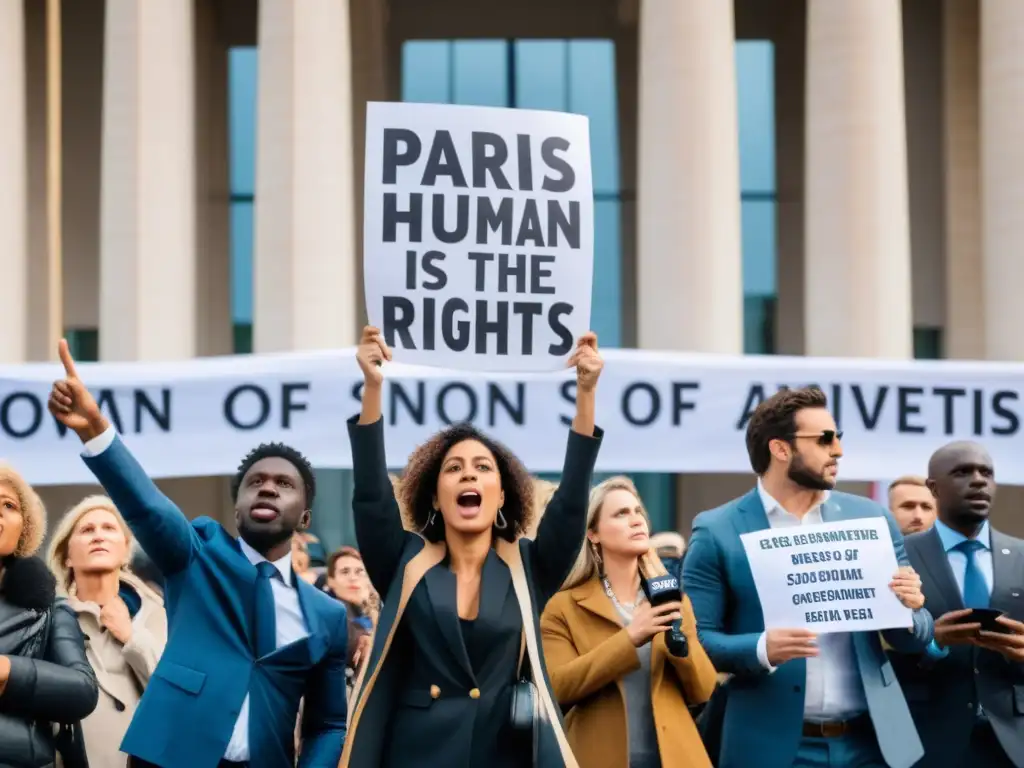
[[640, 573, 689, 658]]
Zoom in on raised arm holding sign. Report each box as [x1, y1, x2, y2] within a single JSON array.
[[341, 325, 603, 768]]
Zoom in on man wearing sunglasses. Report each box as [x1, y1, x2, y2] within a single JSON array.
[[684, 386, 933, 768]]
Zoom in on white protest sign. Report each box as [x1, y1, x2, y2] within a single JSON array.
[[363, 101, 594, 372], [740, 518, 912, 634]]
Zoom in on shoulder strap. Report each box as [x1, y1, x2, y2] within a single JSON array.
[[517, 630, 526, 676]]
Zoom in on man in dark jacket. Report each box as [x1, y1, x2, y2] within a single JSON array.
[[889, 441, 1024, 767]]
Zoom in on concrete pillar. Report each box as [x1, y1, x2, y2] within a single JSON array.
[[943, 0, 982, 359], [195, 0, 232, 357], [0, 1, 27, 362], [980, 1, 1024, 360], [804, 0, 913, 358], [636, 0, 743, 353], [253, 0, 357, 352], [99, 0, 197, 361]]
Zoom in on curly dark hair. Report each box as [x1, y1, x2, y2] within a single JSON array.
[[745, 387, 828, 475], [231, 442, 317, 508], [399, 423, 534, 543]]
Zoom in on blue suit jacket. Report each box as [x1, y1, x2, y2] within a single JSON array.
[[83, 435, 348, 768], [682, 488, 933, 768]]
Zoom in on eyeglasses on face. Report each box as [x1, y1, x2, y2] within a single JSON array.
[[788, 430, 843, 446]]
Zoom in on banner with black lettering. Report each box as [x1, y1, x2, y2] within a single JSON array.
[[363, 101, 594, 371], [1, 349, 1022, 486]]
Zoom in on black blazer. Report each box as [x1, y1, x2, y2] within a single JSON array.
[[889, 526, 1024, 766], [341, 416, 602, 768]]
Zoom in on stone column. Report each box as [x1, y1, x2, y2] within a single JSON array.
[[253, 0, 357, 352], [804, 0, 913, 358], [943, 0, 982, 359], [0, 1, 27, 362], [980, 0, 1024, 360], [99, 0, 197, 361], [636, 0, 743, 353]]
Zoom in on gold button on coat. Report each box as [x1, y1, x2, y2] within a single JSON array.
[[469, 688, 481, 699], [430, 685, 441, 699]]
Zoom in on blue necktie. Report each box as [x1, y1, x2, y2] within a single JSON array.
[[254, 561, 280, 658], [956, 539, 989, 609]]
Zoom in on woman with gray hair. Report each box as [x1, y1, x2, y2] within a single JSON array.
[[47, 494, 167, 768], [0, 462, 98, 768]]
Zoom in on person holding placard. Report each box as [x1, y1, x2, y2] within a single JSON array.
[[339, 325, 603, 768], [889, 441, 1024, 767], [683, 387, 933, 768], [541, 476, 717, 768]]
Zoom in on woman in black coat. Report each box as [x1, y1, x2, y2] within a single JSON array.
[[339, 326, 604, 768], [0, 462, 99, 768]]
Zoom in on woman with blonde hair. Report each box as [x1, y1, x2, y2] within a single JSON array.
[[541, 476, 717, 768], [47, 494, 167, 768], [0, 463, 97, 768]]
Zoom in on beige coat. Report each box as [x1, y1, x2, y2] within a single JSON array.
[[67, 572, 167, 768], [541, 577, 718, 768]]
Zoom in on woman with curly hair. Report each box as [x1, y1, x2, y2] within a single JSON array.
[[0, 463, 99, 768], [339, 326, 604, 768]]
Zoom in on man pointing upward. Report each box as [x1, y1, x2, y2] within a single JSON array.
[[48, 340, 349, 768]]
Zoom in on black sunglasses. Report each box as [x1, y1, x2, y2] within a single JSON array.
[[788, 430, 843, 446]]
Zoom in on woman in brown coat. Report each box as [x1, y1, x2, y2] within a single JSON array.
[[47, 495, 167, 768], [541, 476, 718, 768]]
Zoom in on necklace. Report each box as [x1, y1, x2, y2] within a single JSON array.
[[602, 577, 638, 613]]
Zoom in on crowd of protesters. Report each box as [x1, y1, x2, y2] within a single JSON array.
[[0, 331, 1020, 768]]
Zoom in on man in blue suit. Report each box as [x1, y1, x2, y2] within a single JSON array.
[[683, 387, 933, 768], [48, 341, 348, 768]]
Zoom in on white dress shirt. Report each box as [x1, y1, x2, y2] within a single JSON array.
[[82, 426, 311, 761], [933, 519, 994, 597], [754, 480, 869, 722]]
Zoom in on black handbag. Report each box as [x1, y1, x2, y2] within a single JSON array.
[[509, 631, 540, 755]]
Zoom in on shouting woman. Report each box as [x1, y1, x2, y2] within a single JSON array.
[[340, 326, 604, 768]]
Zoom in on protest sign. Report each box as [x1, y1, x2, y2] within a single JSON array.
[[740, 518, 912, 634], [363, 101, 594, 371], [4, 348, 1024, 485]]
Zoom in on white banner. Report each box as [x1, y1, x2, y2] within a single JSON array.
[[1, 349, 1023, 486], [363, 102, 594, 371]]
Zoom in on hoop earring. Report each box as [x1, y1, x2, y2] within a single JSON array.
[[420, 510, 437, 533], [494, 508, 508, 530]]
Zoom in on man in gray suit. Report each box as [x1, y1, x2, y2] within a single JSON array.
[[889, 441, 1024, 767], [684, 386, 933, 768]]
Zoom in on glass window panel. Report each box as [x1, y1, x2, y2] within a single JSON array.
[[735, 41, 775, 194], [744, 295, 776, 355], [64, 329, 99, 362], [514, 40, 568, 111], [228, 48, 258, 197], [452, 40, 509, 107], [401, 41, 452, 104], [231, 202, 254, 325], [568, 40, 620, 195], [592, 198, 622, 347], [632, 474, 676, 533], [741, 198, 776, 297], [913, 327, 943, 359], [233, 323, 252, 355]]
